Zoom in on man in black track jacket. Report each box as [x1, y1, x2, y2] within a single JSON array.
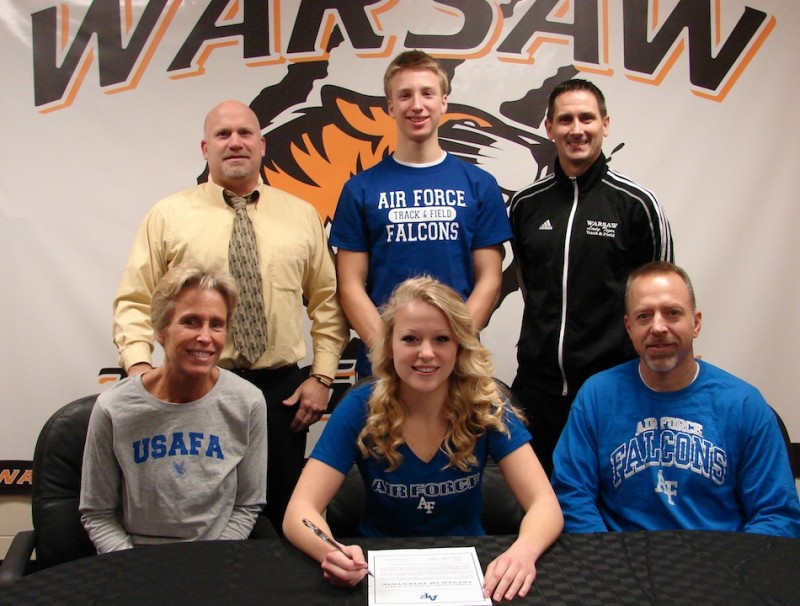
[[509, 79, 673, 476]]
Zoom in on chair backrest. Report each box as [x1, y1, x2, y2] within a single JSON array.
[[325, 378, 524, 537], [483, 378, 525, 534], [31, 395, 98, 569], [324, 377, 373, 538], [480, 462, 524, 535], [771, 406, 797, 477], [326, 465, 364, 538]]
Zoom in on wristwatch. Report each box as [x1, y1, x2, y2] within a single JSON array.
[[311, 373, 333, 388]]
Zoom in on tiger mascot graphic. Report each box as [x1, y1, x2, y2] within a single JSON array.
[[196, 37, 578, 399]]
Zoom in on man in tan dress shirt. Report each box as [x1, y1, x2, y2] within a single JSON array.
[[113, 100, 349, 534]]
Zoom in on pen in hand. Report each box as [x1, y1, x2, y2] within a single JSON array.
[[302, 518, 374, 577]]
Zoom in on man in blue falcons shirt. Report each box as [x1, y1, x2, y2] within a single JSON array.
[[551, 262, 800, 537]]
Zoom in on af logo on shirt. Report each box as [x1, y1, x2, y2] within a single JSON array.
[[655, 470, 678, 505], [417, 497, 436, 514], [173, 461, 187, 478]]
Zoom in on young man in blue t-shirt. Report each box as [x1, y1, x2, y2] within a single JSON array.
[[330, 50, 511, 376]]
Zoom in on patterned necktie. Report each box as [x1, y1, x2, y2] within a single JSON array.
[[224, 190, 268, 365]]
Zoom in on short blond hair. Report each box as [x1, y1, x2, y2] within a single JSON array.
[[383, 50, 450, 98], [151, 262, 239, 333]]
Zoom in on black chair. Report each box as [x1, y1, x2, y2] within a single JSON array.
[[482, 378, 526, 534], [771, 406, 797, 478], [0, 395, 98, 586], [325, 378, 524, 537], [0, 391, 278, 587], [326, 465, 365, 538]]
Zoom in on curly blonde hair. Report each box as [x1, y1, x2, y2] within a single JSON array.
[[356, 276, 524, 472]]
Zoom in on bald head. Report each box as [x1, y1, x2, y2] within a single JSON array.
[[201, 101, 265, 195]]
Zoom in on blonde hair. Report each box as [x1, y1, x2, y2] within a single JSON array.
[[357, 276, 524, 471], [383, 50, 450, 98], [151, 261, 239, 333]]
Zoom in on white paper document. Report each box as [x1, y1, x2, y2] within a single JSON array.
[[367, 546, 492, 606]]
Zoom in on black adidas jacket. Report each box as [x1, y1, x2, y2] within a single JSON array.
[[509, 154, 673, 399]]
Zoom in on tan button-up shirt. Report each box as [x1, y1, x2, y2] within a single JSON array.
[[113, 179, 348, 378]]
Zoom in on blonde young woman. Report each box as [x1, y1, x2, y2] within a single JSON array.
[[283, 276, 562, 602]]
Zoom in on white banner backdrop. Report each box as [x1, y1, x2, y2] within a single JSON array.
[[1, 0, 798, 466]]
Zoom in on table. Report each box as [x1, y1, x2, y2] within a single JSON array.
[[1, 531, 797, 605]]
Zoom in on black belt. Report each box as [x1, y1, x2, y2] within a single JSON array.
[[226, 364, 299, 381]]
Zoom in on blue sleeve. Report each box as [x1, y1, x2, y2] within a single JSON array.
[[472, 170, 512, 249], [309, 385, 370, 474], [550, 389, 609, 533], [329, 180, 369, 252], [737, 398, 800, 538], [487, 404, 531, 462]]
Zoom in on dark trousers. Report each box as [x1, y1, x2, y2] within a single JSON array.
[[229, 364, 308, 535], [511, 377, 576, 478]]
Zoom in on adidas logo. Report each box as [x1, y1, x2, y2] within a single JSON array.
[[538, 219, 553, 231]]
